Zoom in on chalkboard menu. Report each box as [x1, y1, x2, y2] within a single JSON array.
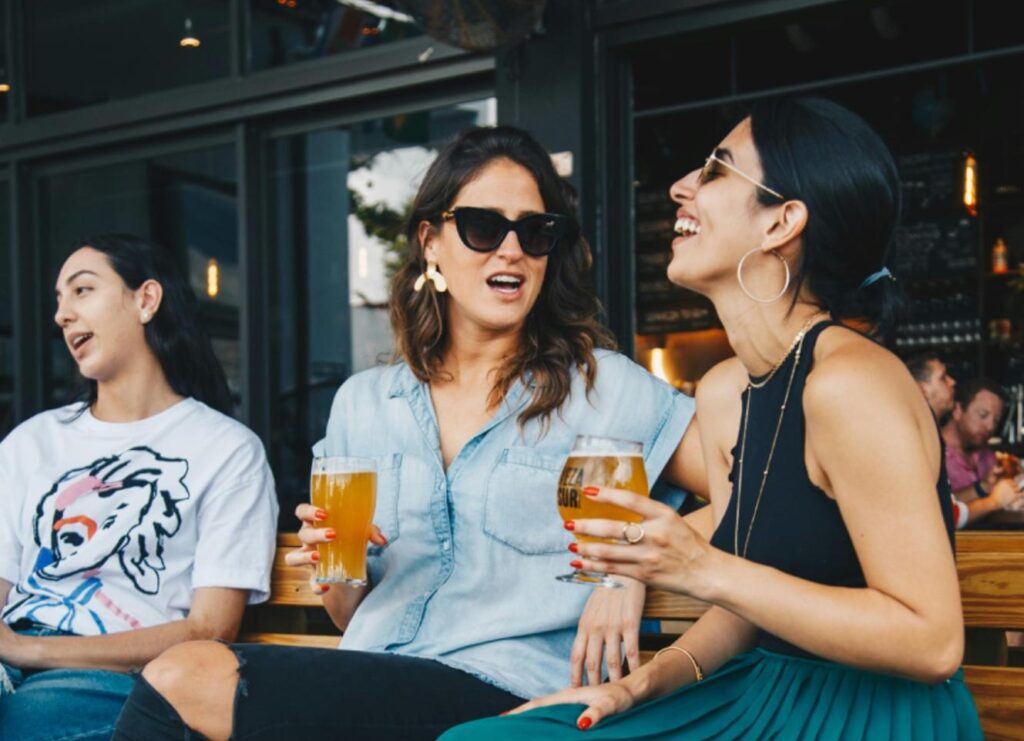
[[634, 187, 719, 334], [899, 151, 961, 219], [892, 151, 977, 279]]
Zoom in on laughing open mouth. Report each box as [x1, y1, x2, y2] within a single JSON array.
[[487, 275, 524, 292]]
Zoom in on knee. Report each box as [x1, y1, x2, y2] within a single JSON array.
[[142, 640, 237, 707]]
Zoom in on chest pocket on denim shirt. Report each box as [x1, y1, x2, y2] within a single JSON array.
[[369, 453, 401, 554], [483, 447, 572, 555]]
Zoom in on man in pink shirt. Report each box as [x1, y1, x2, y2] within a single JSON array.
[[941, 377, 1022, 524]]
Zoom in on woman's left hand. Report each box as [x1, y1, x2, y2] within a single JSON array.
[[569, 487, 720, 599], [571, 576, 645, 686]]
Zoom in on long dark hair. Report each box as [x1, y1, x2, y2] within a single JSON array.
[[748, 97, 905, 337], [65, 233, 233, 415], [389, 125, 615, 429]]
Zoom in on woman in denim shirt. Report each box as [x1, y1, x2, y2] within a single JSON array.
[[113, 126, 703, 741]]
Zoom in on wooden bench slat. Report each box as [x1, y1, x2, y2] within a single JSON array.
[[955, 534, 1024, 629], [962, 665, 1024, 741], [239, 632, 340, 649], [643, 590, 710, 621]]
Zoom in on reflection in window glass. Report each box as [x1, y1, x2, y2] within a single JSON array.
[[250, 0, 421, 72], [267, 98, 495, 522], [25, 0, 230, 117], [38, 144, 240, 410], [0, 180, 11, 437]]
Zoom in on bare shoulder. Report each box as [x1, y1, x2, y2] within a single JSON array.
[[695, 356, 747, 408], [804, 326, 928, 426]]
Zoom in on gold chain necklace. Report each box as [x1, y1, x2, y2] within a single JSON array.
[[733, 317, 825, 558], [747, 312, 828, 390]]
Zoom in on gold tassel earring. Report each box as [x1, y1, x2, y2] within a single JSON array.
[[414, 261, 447, 293]]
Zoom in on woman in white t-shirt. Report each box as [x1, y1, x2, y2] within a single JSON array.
[[0, 234, 279, 741]]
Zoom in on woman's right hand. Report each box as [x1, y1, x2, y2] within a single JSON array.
[[505, 681, 637, 730], [284, 503, 387, 594]]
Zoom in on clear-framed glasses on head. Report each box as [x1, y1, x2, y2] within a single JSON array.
[[700, 152, 785, 201]]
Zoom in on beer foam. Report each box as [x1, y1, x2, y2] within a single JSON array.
[[566, 452, 644, 458]]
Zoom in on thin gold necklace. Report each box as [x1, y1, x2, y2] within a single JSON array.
[[747, 312, 828, 390], [733, 317, 823, 558]]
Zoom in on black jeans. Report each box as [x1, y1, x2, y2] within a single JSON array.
[[113, 644, 524, 741]]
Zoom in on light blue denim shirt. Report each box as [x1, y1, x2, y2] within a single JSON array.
[[313, 349, 694, 699]]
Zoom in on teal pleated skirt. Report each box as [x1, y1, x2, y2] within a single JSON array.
[[439, 649, 982, 740]]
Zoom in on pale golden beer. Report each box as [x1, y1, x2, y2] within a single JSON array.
[[557, 455, 649, 543], [310, 457, 377, 586], [555, 436, 648, 587]]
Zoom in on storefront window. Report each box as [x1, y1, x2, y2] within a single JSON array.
[[25, 0, 230, 117], [266, 97, 495, 522], [38, 143, 240, 408], [0, 178, 11, 437], [249, 0, 421, 72]]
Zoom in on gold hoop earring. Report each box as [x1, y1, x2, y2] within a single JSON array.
[[413, 260, 447, 293], [736, 248, 790, 304]]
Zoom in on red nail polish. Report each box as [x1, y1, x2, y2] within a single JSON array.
[[310, 552, 320, 562], [564, 521, 575, 531], [380, 534, 388, 545], [570, 559, 583, 569], [325, 530, 336, 541], [568, 542, 578, 553], [314, 510, 328, 521], [583, 486, 599, 496], [578, 717, 592, 730]]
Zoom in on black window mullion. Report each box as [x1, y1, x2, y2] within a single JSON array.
[[11, 159, 42, 422], [238, 122, 269, 437]]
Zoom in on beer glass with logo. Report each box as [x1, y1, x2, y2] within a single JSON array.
[[556, 435, 648, 588], [310, 456, 377, 586]]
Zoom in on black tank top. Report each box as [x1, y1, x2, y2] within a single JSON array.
[[708, 321, 955, 658]]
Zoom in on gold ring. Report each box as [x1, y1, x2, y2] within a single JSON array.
[[622, 522, 645, 545]]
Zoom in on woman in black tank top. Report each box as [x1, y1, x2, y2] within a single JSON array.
[[442, 98, 982, 740]]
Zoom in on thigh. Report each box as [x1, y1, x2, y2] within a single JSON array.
[[0, 667, 136, 741], [230, 644, 523, 741]]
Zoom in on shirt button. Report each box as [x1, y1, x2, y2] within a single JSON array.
[[442, 540, 451, 551]]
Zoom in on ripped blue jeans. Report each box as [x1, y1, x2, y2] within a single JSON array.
[[0, 623, 137, 741]]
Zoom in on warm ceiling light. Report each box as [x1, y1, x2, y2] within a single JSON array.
[[180, 17, 201, 48], [206, 258, 220, 298], [648, 348, 671, 385], [0, 83, 10, 94], [963, 153, 978, 216]]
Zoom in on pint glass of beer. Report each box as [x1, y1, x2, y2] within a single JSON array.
[[556, 435, 649, 588], [310, 456, 377, 586]]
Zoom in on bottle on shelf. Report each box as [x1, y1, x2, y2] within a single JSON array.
[[992, 237, 1010, 274]]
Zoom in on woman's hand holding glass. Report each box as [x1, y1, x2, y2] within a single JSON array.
[[285, 503, 387, 594], [567, 487, 719, 599]]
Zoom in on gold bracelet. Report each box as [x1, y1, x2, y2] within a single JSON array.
[[653, 645, 704, 682]]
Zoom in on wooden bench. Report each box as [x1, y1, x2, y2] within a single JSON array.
[[242, 531, 1024, 739]]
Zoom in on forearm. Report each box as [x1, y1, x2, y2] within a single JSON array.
[[323, 583, 369, 631], [7, 615, 236, 673], [705, 552, 961, 682], [623, 606, 756, 703]]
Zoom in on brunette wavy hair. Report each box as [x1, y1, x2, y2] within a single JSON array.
[[390, 125, 615, 429]]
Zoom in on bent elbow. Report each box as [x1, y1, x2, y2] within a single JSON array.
[[910, 633, 963, 684]]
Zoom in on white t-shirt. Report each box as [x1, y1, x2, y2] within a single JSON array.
[[0, 398, 279, 636]]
